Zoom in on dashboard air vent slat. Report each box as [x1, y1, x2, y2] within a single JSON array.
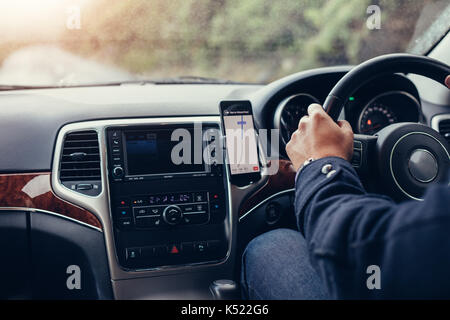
[[438, 119, 450, 144], [60, 130, 101, 182]]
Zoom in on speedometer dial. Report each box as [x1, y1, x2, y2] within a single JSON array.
[[274, 93, 320, 147], [358, 102, 397, 135]]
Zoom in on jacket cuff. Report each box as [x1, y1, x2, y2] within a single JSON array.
[[295, 157, 354, 187], [294, 157, 362, 233]]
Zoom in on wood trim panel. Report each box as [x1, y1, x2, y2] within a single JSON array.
[[0, 173, 102, 230], [239, 160, 296, 216]]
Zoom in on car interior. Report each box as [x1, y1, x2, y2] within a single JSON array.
[[0, 0, 449, 300]]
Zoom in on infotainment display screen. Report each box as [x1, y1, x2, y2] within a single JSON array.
[[124, 129, 205, 176]]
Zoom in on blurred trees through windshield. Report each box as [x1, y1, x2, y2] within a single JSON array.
[[1, 0, 448, 83]]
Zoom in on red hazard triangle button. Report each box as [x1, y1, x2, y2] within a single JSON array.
[[170, 245, 179, 254]]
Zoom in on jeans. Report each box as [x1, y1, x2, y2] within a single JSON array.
[[241, 228, 329, 300]]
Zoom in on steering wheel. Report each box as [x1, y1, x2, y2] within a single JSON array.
[[323, 54, 450, 201]]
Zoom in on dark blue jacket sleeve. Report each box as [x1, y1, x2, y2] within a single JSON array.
[[295, 157, 450, 299]]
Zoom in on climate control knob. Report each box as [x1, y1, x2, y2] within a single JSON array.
[[112, 166, 124, 178], [163, 205, 183, 225]]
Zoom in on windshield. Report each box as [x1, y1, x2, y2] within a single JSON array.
[[0, 0, 449, 86]]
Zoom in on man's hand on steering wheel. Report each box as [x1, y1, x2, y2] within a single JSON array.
[[285, 104, 354, 171]]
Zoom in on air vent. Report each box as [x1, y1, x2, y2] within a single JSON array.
[[438, 119, 450, 144], [60, 130, 101, 182]]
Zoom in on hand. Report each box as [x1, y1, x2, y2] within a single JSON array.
[[286, 104, 354, 171], [446, 75, 450, 89]]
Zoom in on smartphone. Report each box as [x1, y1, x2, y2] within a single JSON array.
[[220, 100, 261, 186]]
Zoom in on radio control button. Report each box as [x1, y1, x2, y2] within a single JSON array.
[[181, 242, 194, 254], [193, 192, 207, 202], [194, 203, 207, 212], [154, 245, 168, 257], [163, 205, 183, 225], [180, 204, 195, 213], [132, 198, 148, 206], [126, 247, 141, 260], [133, 207, 148, 216], [194, 241, 207, 253], [117, 198, 129, 206], [147, 206, 162, 215], [118, 218, 132, 229], [116, 207, 131, 218], [207, 240, 221, 252], [112, 166, 124, 178], [141, 247, 154, 258], [183, 216, 192, 224], [188, 213, 209, 224], [135, 216, 162, 228]]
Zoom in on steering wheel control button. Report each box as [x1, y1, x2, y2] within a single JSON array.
[[163, 205, 183, 225], [321, 164, 333, 174], [351, 150, 362, 167], [326, 170, 337, 178], [408, 149, 438, 183], [351, 141, 363, 167]]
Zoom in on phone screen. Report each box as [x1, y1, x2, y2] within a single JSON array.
[[220, 101, 261, 177]]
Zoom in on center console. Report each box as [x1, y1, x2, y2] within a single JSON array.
[[106, 123, 229, 270]]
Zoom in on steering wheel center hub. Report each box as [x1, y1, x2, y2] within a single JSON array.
[[408, 149, 438, 183], [376, 123, 450, 201]]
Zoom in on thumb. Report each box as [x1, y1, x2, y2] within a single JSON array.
[[446, 75, 450, 89]]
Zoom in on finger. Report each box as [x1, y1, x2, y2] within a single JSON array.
[[446, 75, 450, 89], [307, 103, 325, 117], [338, 120, 353, 134], [298, 115, 309, 130]]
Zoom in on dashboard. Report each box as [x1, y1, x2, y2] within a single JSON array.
[[0, 65, 449, 300], [271, 73, 422, 155]]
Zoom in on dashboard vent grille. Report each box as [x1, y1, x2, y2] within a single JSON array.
[[438, 119, 450, 144], [60, 130, 101, 181]]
